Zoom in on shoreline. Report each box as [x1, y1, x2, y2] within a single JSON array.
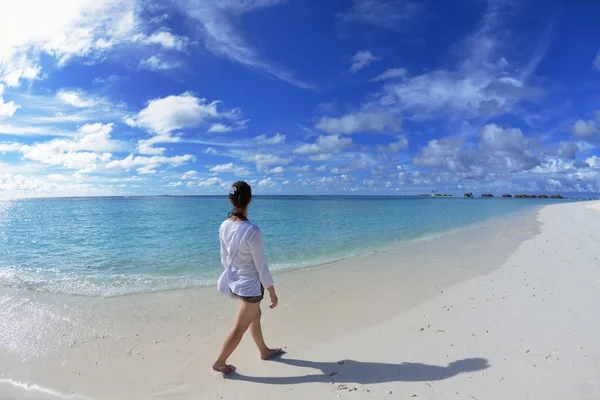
[[2, 203, 546, 299], [1, 201, 599, 399]]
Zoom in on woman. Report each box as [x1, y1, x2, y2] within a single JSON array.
[[213, 181, 282, 374]]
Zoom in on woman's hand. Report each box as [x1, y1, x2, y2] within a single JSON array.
[[267, 286, 278, 309]]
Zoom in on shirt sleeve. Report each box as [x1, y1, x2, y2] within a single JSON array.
[[248, 226, 275, 289], [219, 225, 227, 269]]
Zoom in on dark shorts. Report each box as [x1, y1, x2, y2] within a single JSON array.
[[232, 285, 264, 304]]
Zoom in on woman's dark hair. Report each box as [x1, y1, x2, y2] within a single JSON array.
[[228, 181, 252, 221]]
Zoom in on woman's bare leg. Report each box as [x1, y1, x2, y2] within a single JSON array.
[[213, 301, 260, 368], [249, 308, 282, 359], [249, 309, 270, 357]]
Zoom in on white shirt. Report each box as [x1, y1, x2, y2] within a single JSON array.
[[218, 219, 274, 297]]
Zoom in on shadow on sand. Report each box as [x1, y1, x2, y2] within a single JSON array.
[[230, 356, 490, 385]]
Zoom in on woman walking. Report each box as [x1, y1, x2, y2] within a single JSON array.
[[213, 181, 282, 375]]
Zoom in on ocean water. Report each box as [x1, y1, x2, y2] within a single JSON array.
[[0, 196, 568, 297]]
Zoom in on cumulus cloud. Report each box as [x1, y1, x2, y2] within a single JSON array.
[[132, 30, 189, 50], [232, 152, 291, 171], [294, 135, 353, 156], [315, 111, 401, 135], [139, 56, 182, 71], [570, 119, 599, 138], [268, 166, 284, 174], [258, 177, 276, 187], [6, 123, 128, 173], [0, 142, 23, 153], [586, 155, 600, 168], [363, 2, 544, 121], [552, 141, 579, 160], [106, 154, 195, 175], [372, 68, 408, 82], [0, 0, 137, 87], [349, 50, 379, 73], [209, 163, 251, 176], [254, 133, 286, 145], [0, 173, 115, 198], [56, 90, 97, 108], [126, 93, 221, 134], [206, 120, 248, 133], [197, 177, 225, 187], [377, 136, 408, 153], [0, 85, 20, 119], [125, 92, 244, 155], [413, 124, 541, 177], [181, 170, 199, 180]]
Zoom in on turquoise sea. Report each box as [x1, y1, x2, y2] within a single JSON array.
[[0, 196, 569, 297]]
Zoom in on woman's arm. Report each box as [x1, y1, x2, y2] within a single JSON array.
[[248, 226, 278, 309]]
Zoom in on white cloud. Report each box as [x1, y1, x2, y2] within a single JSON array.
[[315, 111, 401, 134], [133, 30, 188, 50], [126, 92, 244, 154], [56, 90, 96, 108], [209, 163, 251, 176], [139, 56, 182, 71], [349, 50, 379, 73], [239, 153, 292, 170], [294, 134, 353, 155], [0, 85, 20, 119], [0, 173, 116, 198], [47, 174, 71, 182], [364, 2, 544, 121], [14, 123, 127, 173], [377, 136, 408, 153], [197, 177, 225, 187], [126, 93, 221, 134], [331, 167, 350, 174], [166, 181, 183, 187], [309, 154, 333, 162], [181, 170, 198, 180], [0, 0, 137, 87], [570, 119, 599, 138], [340, 0, 423, 29], [106, 154, 194, 175], [206, 120, 248, 133], [546, 178, 563, 191], [258, 177, 276, 187], [379, 72, 539, 120], [413, 124, 541, 176], [174, 0, 313, 89], [254, 133, 286, 145], [126, 92, 244, 134], [136, 131, 180, 156], [268, 166, 284, 174], [594, 50, 600, 71], [586, 155, 600, 168], [372, 68, 408, 81], [0, 142, 22, 153]]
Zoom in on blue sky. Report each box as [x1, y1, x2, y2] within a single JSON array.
[[1, 0, 599, 197]]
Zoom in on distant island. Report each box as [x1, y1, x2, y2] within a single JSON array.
[[463, 193, 564, 199]]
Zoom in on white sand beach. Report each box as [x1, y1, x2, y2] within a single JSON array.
[[1, 201, 599, 399]]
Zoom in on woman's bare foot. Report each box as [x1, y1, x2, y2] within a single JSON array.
[[260, 348, 284, 360], [212, 363, 236, 374]]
